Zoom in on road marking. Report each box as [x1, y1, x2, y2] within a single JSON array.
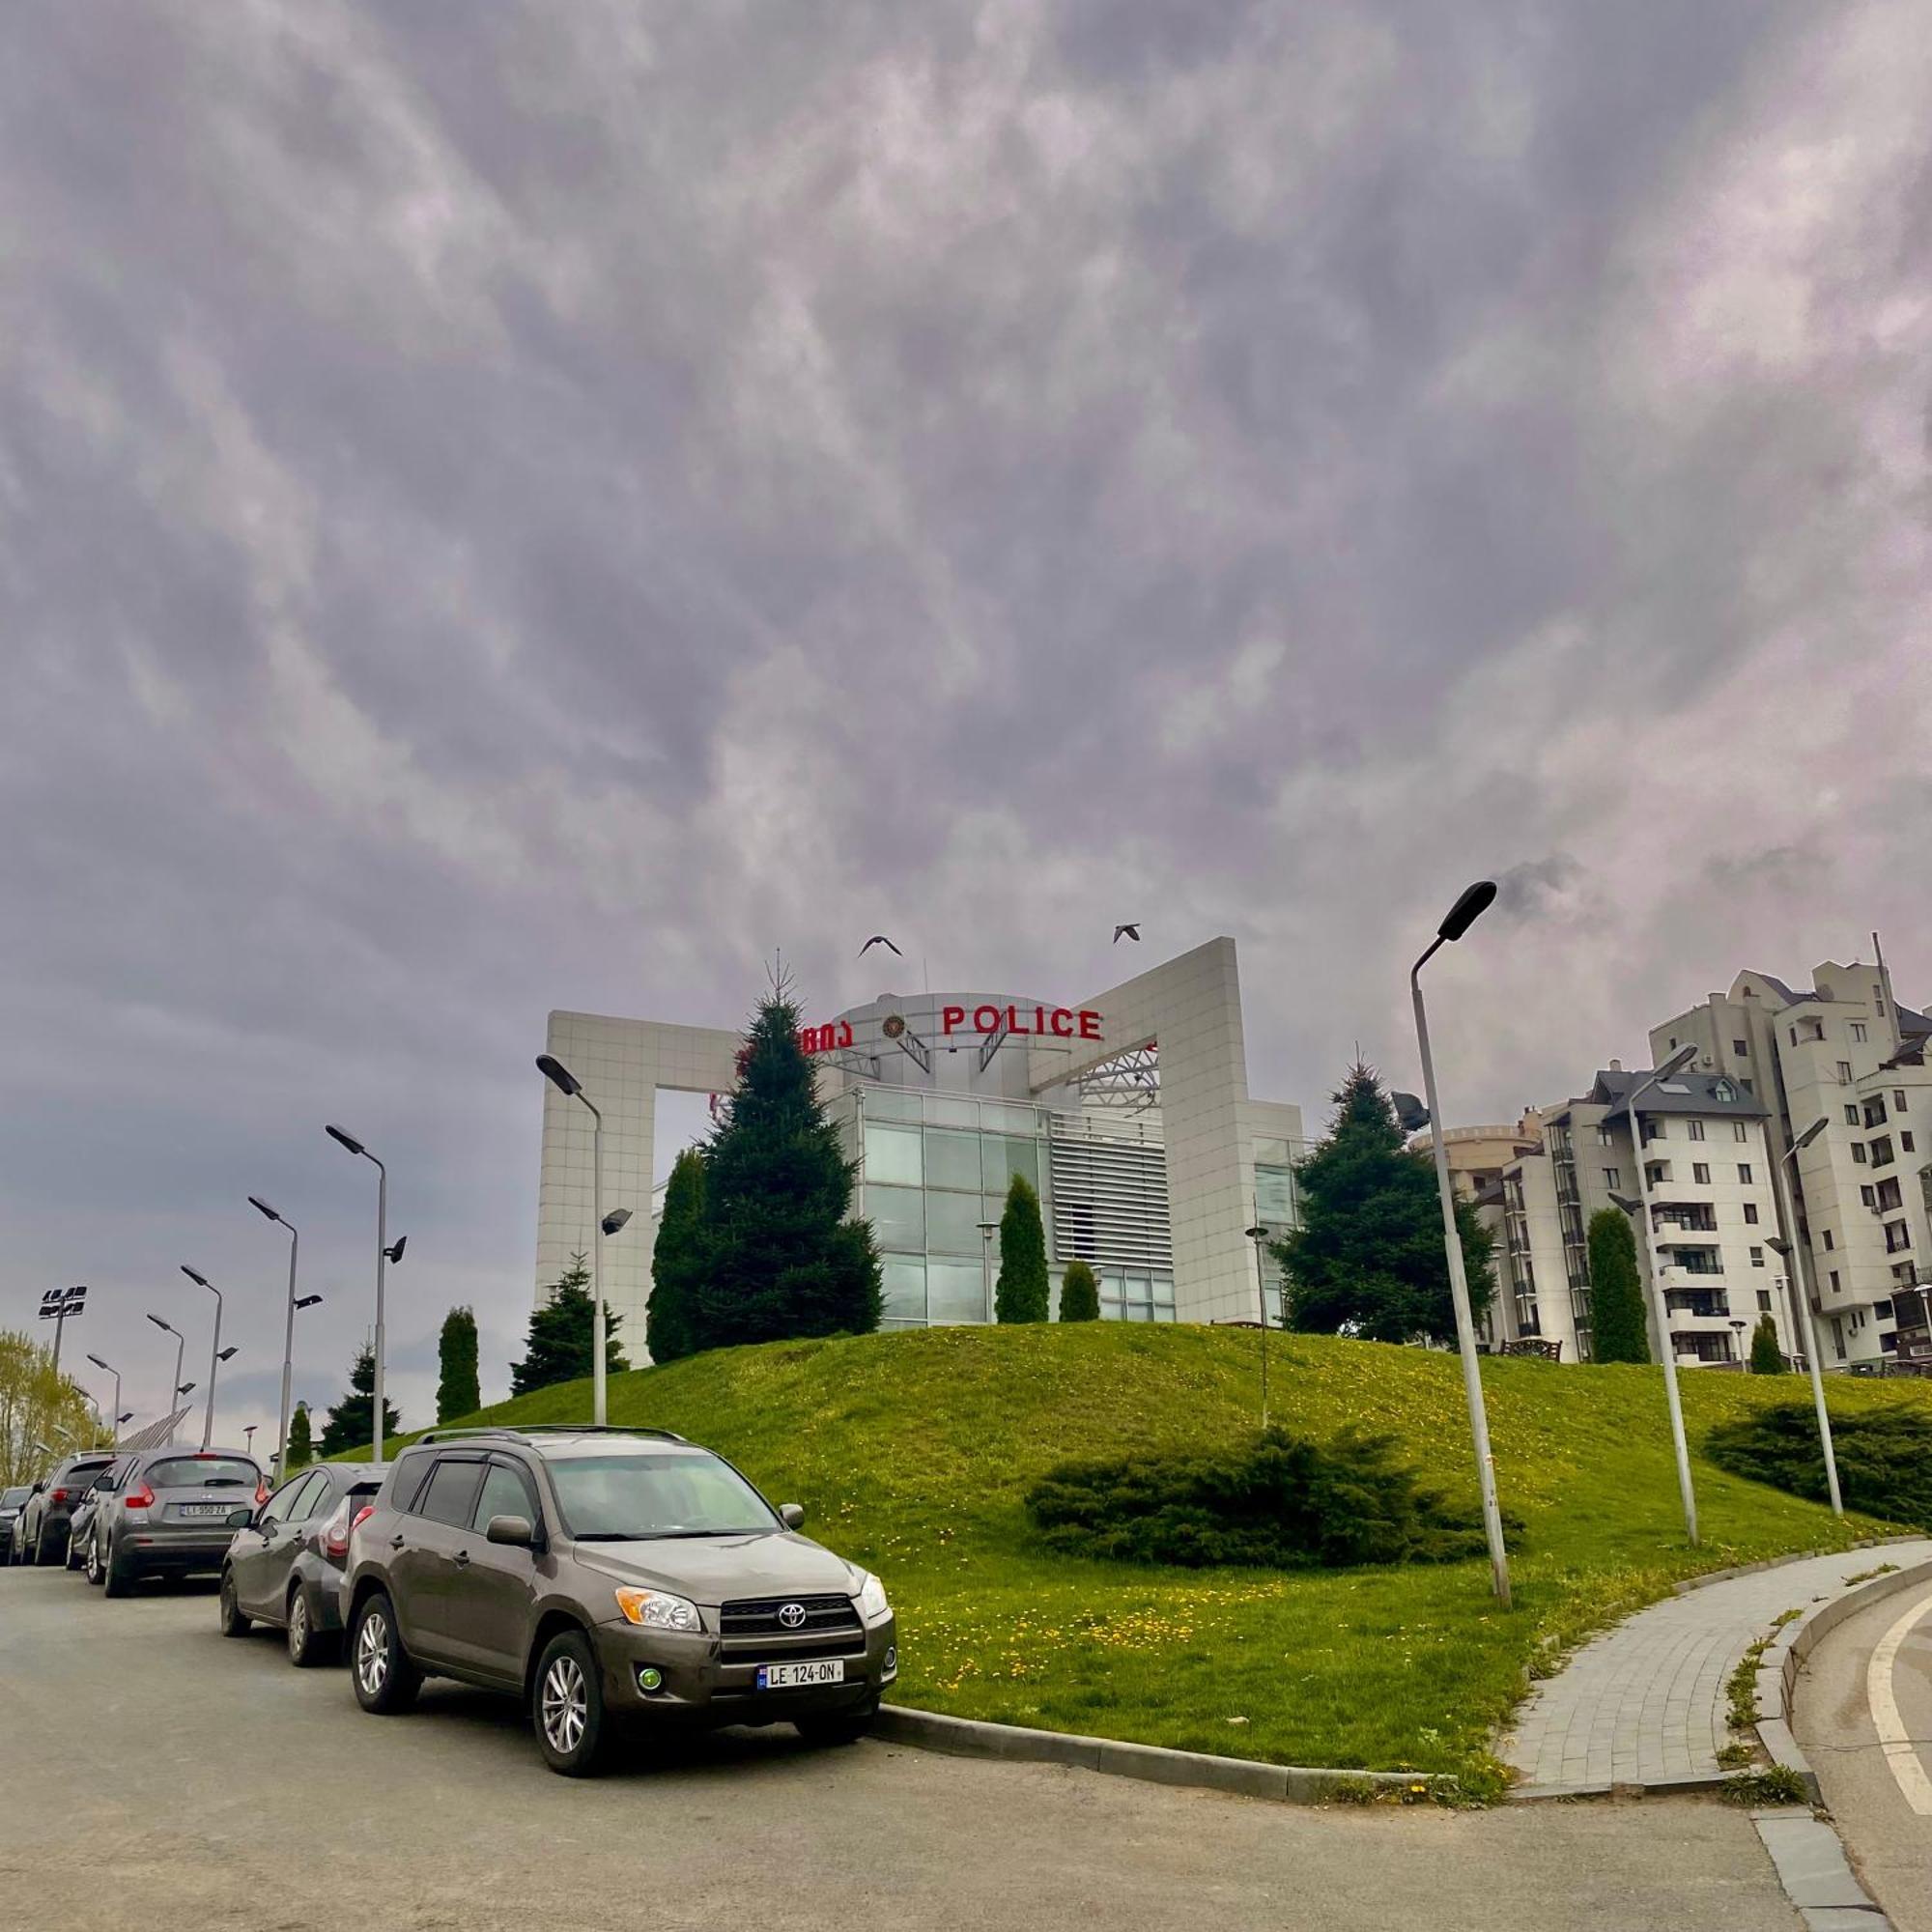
[[1866, 1583, 1932, 1816]]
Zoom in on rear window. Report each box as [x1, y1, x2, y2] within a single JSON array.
[[2, 1488, 28, 1508], [145, 1456, 259, 1491]]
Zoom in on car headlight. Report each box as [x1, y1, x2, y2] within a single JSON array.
[[855, 1572, 891, 1625], [613, 1586, 701, 1633]]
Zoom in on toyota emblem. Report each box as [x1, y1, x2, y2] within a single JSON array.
[[778, 1602, 808, 1630]]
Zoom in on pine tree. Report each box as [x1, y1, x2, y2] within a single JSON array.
[[437, 1306, 481, 1422], [511, 1255, 629, 1397], [1586, 1208, 1650, 1364], [646, 1148, 708, 1364], [995, 1175, 1051, 1322], [285, 1402, 313, 1471], [1749, 1313, 1787, 1375], [318, 1346, 403, 1457], [691, 985, 881, 1350], [1058, 1259, 1101, 1322], [1277, 1062, 1494, 1345]]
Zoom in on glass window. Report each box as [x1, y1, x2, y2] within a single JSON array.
[[980, 1101, 1040, 1134], [416, 1459, 486, 1529], [473, 1463, 536, 1531], [1733, 1122, 1748, 1142], [291, 1471, 335, 1520], [881, 1256, 927, 1324], [1688, 1121, 1705, 1142], [923, 1129, 982, 1192], [926, 1190, 988, 1256], [1744, 1202, 1758, 1224], [1750, 1246, 1764, 1267], [864, 1124, 923, 1186], [144, 1456, 259, 1492], [864, 1089, 924, 1122], [867, 1184, 923, 1251], [1737, 1164, 1752, 1183], [1253, 1136, 1291, 1167], [926, 1094, 980, 1129], [1256, 1166, 1295, 1223], [261, 1476, 309, 1524], [927, 1259, 988, 1325], [1151, 1276, 1176, 1306], [1692, 1164, 1711, 1184], [982, 1134, 1040, 1195], [548, 1452, 777, 1539]]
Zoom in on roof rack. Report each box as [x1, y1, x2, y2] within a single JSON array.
[[412, 1424, 688, 1447]]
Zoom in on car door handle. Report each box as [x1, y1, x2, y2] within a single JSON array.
[[452, 1550, 470, 1568]]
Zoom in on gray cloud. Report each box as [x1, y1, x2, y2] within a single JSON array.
[[4, 1, 1930, 1432]]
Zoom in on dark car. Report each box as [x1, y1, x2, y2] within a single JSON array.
[[13, 1452, 117, 1566], [86, 1447, 266, 1596], [218, 1463, 387, 1664], [0, 1487, 30, 1560], [343, 1426, 896, 1776]]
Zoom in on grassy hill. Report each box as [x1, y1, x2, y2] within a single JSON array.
[[357, 1325, 1931, 1795]]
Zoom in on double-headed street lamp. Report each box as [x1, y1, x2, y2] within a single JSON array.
[[181, 1266, 223, 1450], [1410, 879, 1512, 1608], [85, 1354, 122, 1447], [536, 1056, 611, 1425], [326, 1124, 393, 1463], [248, 1195, 312, 1483], [146, 1314, 187, 1442], [1766, 1115, 1843, 1516]]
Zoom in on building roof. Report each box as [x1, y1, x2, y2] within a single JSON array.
[[1588, 1067, 1771, 1123]]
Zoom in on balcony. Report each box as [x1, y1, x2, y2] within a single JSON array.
[[1653, 1203, 1718, 1233], [1665, 1291, 1731, 1321]]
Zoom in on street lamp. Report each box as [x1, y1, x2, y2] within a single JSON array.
[[1242, 1220, 1273, 1431], [1609, 1039, 1700, 1546], [1729, 1318, 1747, 1367], [181, 1266, 223, 1451], [326, 1124, 392, 1462], [147, 1314, 187, 1443], [535, 1057, 610, 1425], [248, 1195, 305, 1484], [85, 1354, 122, 1447], [1766, 1115, 1843, 1516], [978, 1221, 999, 1321], [1410, 879, 1512, 1607]]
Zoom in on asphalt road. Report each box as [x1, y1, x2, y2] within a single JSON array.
[[0, 1568, 1811, 1932], [1793, 1576, 1932, 1932]]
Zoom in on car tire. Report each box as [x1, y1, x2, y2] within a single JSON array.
[[286, 1585, 327, 1667], [532, 1629, 611, 1777], [33, 1526, 59, 1567], [794, 1701, 879, 1747], [101, 1549, 136, 1599], [217, 1570, 252, 1636], [83, 1536, 104, 1587], [351, 1592, 420, 1714], [64, 1533, 84, 1572]]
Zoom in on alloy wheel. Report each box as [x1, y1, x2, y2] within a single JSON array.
[[288, 1593, 308, 1661], [541, 1654, 587, 1757], [84, 1539, 99, 1585], [356, 1609, 389, 1696]]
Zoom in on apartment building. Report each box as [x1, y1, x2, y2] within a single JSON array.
[[1650, 957, 1932, 1368]]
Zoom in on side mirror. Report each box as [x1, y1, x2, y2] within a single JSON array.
[[779, 1503, 806, 1530], [485, 1514, 535, 1548], [225, 1507, 253, 1529], [31, 1481, 45, 1495]]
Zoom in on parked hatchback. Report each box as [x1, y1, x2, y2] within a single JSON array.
[[343, 1426, 896, 1776], [0, 1487, 31, 1560], [12, 1452, 117, 1566], [87, 1447, 266, 1596], [64, 1459, 127, 1570], [218, 1463, 387, 1664]]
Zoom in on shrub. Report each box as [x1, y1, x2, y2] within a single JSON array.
[[995, 1176, 1050, 1323], [1748, 1314, 1786, 1376], [1706, 1401, 1932, 1532], [1586, 1208, 1649, 1363], [1024, 1426, 1516, 1570], [1058, 1260, 1100, 1322]]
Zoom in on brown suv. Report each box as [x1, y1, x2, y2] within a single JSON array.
[[341, 1426, 896, 1776]]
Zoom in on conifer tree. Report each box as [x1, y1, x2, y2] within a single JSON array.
[[285, 1402, 313, 1471], [1058, 1259, 1101, 1322], [1586, 1208, 1651, 1364], [511, 1255, 628, 1397], [318, 1346, 403, 1457], [1748, 1313, 1787, 1375], [995, 1175, 1051, 1322], [646, 1148, 708, 1364], [436, 1305, 481, 1422], [1277, 1062, 1494, 1345]]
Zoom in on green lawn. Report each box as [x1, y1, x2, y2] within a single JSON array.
[[348, 1325, 1931, 1797]]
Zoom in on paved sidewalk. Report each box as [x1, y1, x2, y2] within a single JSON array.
[[1505, 1542, 1932, 1795]]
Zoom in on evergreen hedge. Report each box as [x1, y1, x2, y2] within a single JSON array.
[[1706, 1401, 1932, 1531]]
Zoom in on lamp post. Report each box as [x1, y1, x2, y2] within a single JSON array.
[[1729, 1318, 1747, 1368], [1767, 1117, 1842, 1515], [181, 1266, 223, 1450], [147, 1314, 187, 1442], [1410, 879, 1512, 1607], [248, 1195, 304, 1484], [326, 1125, 390, 1462], [978, 1222, 999, 1321], [38, 1286, 88, 1377], [535, 1059, 608, 1424], [1242, 1219, 1272, 1430], [1609, 1040, 1701, 1545], [85, 1354, 122, 1447]]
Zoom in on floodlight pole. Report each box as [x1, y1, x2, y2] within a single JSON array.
[[1411, 881, 1511, 1608], [1770, 1129, 1842, 1516], [535, 1060, 606, 1426]]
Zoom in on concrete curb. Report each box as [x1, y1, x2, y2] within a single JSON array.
[[1671, 1535, 1925, 1598], [874, 1705, 1456, 1806]]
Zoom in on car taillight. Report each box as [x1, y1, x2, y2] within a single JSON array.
[[324, 1500, 355, 1559], [255, 1479, 270, 1507], [50, 1488, 71, 1505], [124, 1484, 155, 1511], [350, 1503, 375, 1539]]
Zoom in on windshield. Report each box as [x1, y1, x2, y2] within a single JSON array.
[[1, 1488, 28, 1508], [145, 1456, 259, 1491], [550, 1453, 779, 1540]]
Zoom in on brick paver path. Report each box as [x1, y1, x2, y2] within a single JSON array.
[[1505, 1541, 1932, 1795]]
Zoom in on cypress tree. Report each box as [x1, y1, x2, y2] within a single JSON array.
[[995, 1175, 1050, 1322], [285, 1402, 313, 1471], [1058, 1258, 1101, 1322], [436, 1305, 481, 1422], [1748, 1313, 1787, 1375], [693, 984, 881, 1349], [1277, 1062, 1494, 1345], [646, 1148, 708, 1364], [1586, 1208, 1651, 1363], [511, 1254, 629, 1397], [318, 1345, 403, 1457]]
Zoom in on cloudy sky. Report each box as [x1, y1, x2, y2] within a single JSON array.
[[5, 2, 1929, 1441]]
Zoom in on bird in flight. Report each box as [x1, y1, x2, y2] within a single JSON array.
[[1112, 923, 1142, 944], [859, 935, 903, 956]]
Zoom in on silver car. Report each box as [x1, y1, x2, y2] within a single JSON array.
[[82, 1447, 265, 1596]]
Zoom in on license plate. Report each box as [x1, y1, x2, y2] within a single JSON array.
[[176, 1504, 229, 1520], [756, 1659, 845, 1690]]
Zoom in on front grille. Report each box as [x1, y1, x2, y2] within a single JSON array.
[[724, 1634, 865, 1664], [721, 1592, 862, 1639]]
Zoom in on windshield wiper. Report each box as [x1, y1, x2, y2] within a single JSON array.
[[574, 1527, 765, 1542]]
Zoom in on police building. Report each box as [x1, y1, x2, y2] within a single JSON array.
[[534, 938, 1303, 1351]]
